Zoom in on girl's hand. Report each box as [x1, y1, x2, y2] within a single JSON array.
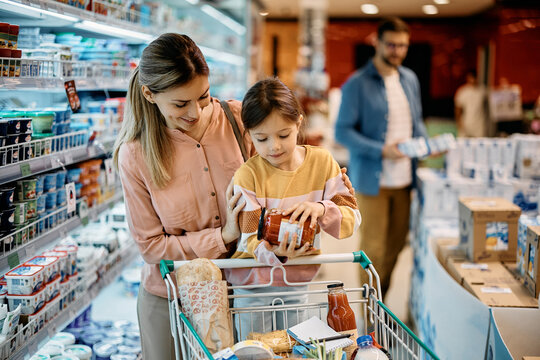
[[282, 201, 325, 230], [340, 167, 355, 196], [221, 178, 246, 244], [264, 233, 318, 259]]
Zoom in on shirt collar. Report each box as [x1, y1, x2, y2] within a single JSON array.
[[366, 58, 405, 80]]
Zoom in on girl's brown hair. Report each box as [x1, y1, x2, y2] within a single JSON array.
[[241, 78, 305, 133], [113, 33, 209, 188]]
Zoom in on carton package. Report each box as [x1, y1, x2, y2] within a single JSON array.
[[459, 197, 521, 262], [523, 226, 540, 298], [517, 216, 540, 277], [449, 259, 538, 307], [435, 237, 466, 267]]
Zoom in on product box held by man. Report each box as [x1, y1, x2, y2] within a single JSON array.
[[459, 197, 521, 262], [523, 225, 540, 299]]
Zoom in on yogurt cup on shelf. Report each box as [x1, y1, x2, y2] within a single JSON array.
[[24, 255, 60, 284], [42, 250, 68, 281], [45, 274, 61, 301], [5, 264, 45, 295], [54, 245, 78, 276], [6, 284, 46, 315]]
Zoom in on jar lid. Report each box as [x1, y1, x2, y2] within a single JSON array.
[[257, 207, 267, 240], [11, 49, 21, 58], [25, 111, 55, 117], [326, 282, 344, 289], [0, 23, 9, 31], [0, 111, 25, 118], [0, 48, 12, 57], [32, 133, 55, 139], [9, 25, 19, 35]]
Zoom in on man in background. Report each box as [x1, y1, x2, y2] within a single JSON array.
[[454, 70, 487, 137], [335, 17, 428, 298]]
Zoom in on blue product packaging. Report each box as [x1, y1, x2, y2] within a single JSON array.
[[36, 194, 46, 214], [57, 187, 67, 207], [35, 175, 44, 196], [56, 170, 67, 188], [67, 168, 82, 183], [43, 174, 56, 193], [45, 191, 57, 210], [93, 341, 117, 360]]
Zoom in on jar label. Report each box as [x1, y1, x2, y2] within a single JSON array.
[[279, 220, 302, 246]]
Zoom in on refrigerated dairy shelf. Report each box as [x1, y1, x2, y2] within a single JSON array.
[[5, 244, 138, 360], [0, 190, 123, 275], [0, 135, 115, 186]]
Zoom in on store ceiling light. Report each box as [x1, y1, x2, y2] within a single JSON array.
[[199, 45, 246, 66], [73, 20, 154, 42], [201, 4, 246, 36], [259, 11, 269, 17], [0, 0, 78, 22], [434, 0, 450, 4], [422, 5, 439, 15], [361, 4, 379, 15]]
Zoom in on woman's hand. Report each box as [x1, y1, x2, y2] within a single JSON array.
[[263, 233, 318, 259], [282, 201, 325, 230], [340, 167, 355, 196], [221, 178, 246, 244]]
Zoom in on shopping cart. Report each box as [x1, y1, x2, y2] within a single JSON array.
[[160, 251, 439, 360]]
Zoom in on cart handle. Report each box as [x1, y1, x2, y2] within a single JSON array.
[[159, 251, 372, 277]]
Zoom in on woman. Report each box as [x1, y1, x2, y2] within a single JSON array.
[[113, 33, 253, 359]]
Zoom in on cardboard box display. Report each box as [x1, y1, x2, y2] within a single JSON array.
[[486, 307, 540, 360], [459, 261, 538, 308], [524, 226, 540, 299], [446, 258, 503, 286], [459, 197, 521, 262], [518, 216, 540, 277], [435, 237, 466, 266]]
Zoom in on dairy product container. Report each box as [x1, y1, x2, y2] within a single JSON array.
[[54, 245, 77, 276], [6, 285, 46, 315], [5, 265, 44, 295], [24, 256, 60, 284], [51, 331, 76, 346], [63, 344, 93, 360], [45, 275, 61, 302], [42, 250, 68, 281]]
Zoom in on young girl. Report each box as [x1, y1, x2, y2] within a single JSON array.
[[226, 78, 361, 337]]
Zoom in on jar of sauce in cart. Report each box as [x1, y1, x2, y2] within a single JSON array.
[[327, 282, 358, 359], [257, 207, 318, 248]]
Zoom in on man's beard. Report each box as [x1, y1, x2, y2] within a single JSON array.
[[382, 55, 402, 69]]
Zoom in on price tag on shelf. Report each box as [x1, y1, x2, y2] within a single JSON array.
[[20, 163, 31, 177], [65, 182, 76, 213], [50, 155, 60, 169], [104, 158, 115, 186], [25, 245, 36, 258], [7, 252, 20, 269], [87, 146, 96, 158], [28, 339, 38, 355], [64, 152, 73, 164]]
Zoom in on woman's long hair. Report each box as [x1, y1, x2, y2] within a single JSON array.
[[113, 33, 209, 188]]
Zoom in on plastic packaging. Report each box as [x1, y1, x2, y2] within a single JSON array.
[[352, 335, 389, 360]]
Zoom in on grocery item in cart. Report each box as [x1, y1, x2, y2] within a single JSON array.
[[327, 283, 358, 359], [257, 208, 318, 248], [175, 258, 222, 285], [231, 340, 275, 360], [247, 329, 297, 353], [352, 335, 389, 360], [177, 259, 234, 353]]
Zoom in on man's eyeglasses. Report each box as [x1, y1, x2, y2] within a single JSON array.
[[383, 42, 409, 50]]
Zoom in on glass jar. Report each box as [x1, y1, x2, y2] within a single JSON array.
[[327, 282, 358, 358], [257, 207, 318, 248]]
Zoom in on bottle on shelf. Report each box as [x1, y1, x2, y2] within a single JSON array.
[[352, 335, 389, 360], [327, 282, 358, 359]]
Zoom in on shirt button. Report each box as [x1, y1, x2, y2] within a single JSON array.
[[204, 167, 208, 171], [215, 216, 220, 220], [196, 144, 201, 148], [211, 192, 216, 196]]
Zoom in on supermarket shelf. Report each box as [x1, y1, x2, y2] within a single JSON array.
[[0, 136, 115, 186], [1, 0, 156, 43], [0, 77, 129, 91], [8, 245, 138, 360], [0, 191, 123, 275]]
